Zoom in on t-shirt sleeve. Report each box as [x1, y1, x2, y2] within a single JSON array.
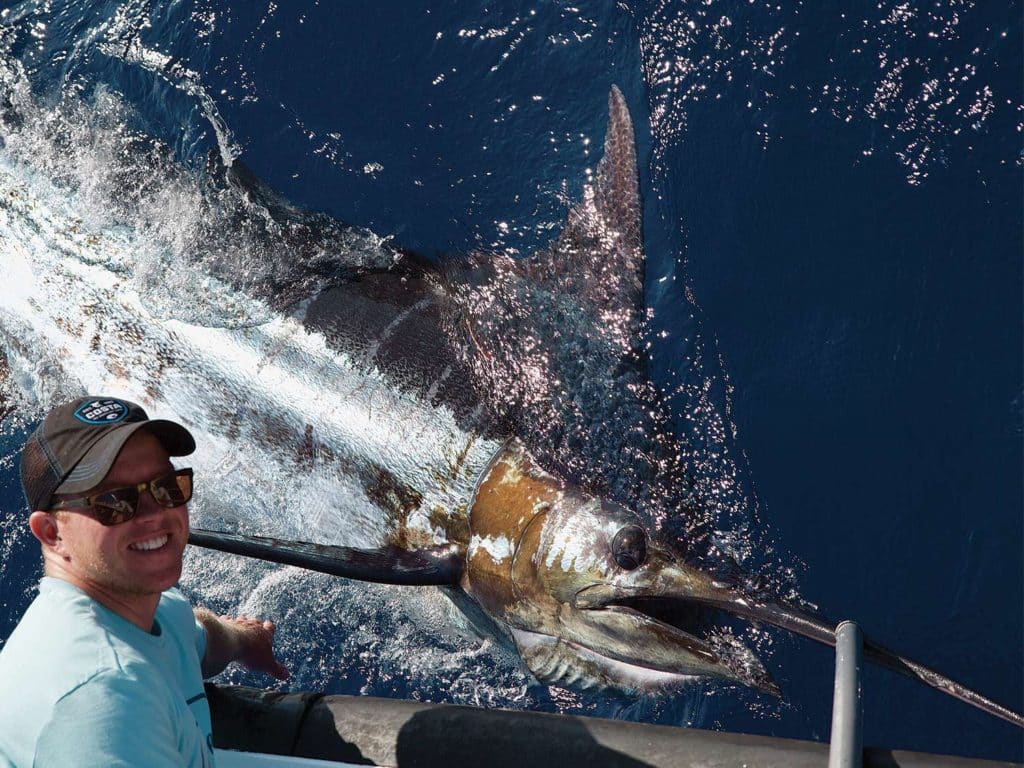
[[33, 671, 189, 768], [160, 587, 206, 661]]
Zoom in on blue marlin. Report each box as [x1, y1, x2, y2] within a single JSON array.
[[0, 81, 771, 693], [0, 79, 1020, 724]]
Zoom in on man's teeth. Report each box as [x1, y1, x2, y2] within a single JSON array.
[[129, 535, 169, 551]]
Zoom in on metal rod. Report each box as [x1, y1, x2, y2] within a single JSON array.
[[828, 620, 863, 768]]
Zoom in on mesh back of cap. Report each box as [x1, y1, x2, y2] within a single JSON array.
[[20, 434, 60, 511]]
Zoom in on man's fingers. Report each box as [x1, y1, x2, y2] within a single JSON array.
[[215, 613, 287, 679]]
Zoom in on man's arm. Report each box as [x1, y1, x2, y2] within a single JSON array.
[[193, 608, 290, 680]]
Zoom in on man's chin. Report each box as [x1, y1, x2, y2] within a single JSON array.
[[122, 553, 185, 594]]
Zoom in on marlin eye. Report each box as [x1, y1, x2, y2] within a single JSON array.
[[611, 525, 647, 570]]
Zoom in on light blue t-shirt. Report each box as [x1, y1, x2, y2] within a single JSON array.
[[0, 578, 215, 768]]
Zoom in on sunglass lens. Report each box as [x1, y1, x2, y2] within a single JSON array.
[[91, 490, 140, 525], [170, 470, 192, 505], [151, 470, 192, 507]]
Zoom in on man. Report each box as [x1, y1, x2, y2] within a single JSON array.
[[0, 396, 289, 767]]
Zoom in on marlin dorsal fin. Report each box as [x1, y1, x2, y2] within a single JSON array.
[[587, 85, 642, 277], [527, 86, 645, 356]]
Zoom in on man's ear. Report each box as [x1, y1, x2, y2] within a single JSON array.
[[28, 511, 61, 548]]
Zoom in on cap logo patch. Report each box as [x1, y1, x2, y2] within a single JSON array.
[[74, 399, 130, 425]]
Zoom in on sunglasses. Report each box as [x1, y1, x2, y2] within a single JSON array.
[[49, 468, 194, 526]]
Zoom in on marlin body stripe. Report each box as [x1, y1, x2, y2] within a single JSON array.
[[0, 160, 501, 549]]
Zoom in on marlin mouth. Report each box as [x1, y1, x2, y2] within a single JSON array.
[[572, 585, 782, 696], [608, 596, 721, 634]]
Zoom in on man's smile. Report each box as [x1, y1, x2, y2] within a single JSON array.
[[128, 534, 171, 552]]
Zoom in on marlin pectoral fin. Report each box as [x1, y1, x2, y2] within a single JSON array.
[[188, 528, 464, 586]]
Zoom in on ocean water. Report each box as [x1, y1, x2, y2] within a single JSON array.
[[0, 0, 1021, 762]]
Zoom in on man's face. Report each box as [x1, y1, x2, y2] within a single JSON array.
[[53, 429, 189, 598]]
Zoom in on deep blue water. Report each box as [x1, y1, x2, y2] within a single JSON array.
[[0, 0, 1021, 762]]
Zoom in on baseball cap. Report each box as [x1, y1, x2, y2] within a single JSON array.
[[20, 396, 196, 511]]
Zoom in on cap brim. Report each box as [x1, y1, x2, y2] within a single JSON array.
[[143, 419, 197, 457], [55, 420, 196, 495]]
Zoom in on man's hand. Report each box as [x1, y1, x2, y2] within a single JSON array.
[[194, 608, 290, 681]]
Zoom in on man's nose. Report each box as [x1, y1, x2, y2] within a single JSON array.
[[134, 487, 169, 518]]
